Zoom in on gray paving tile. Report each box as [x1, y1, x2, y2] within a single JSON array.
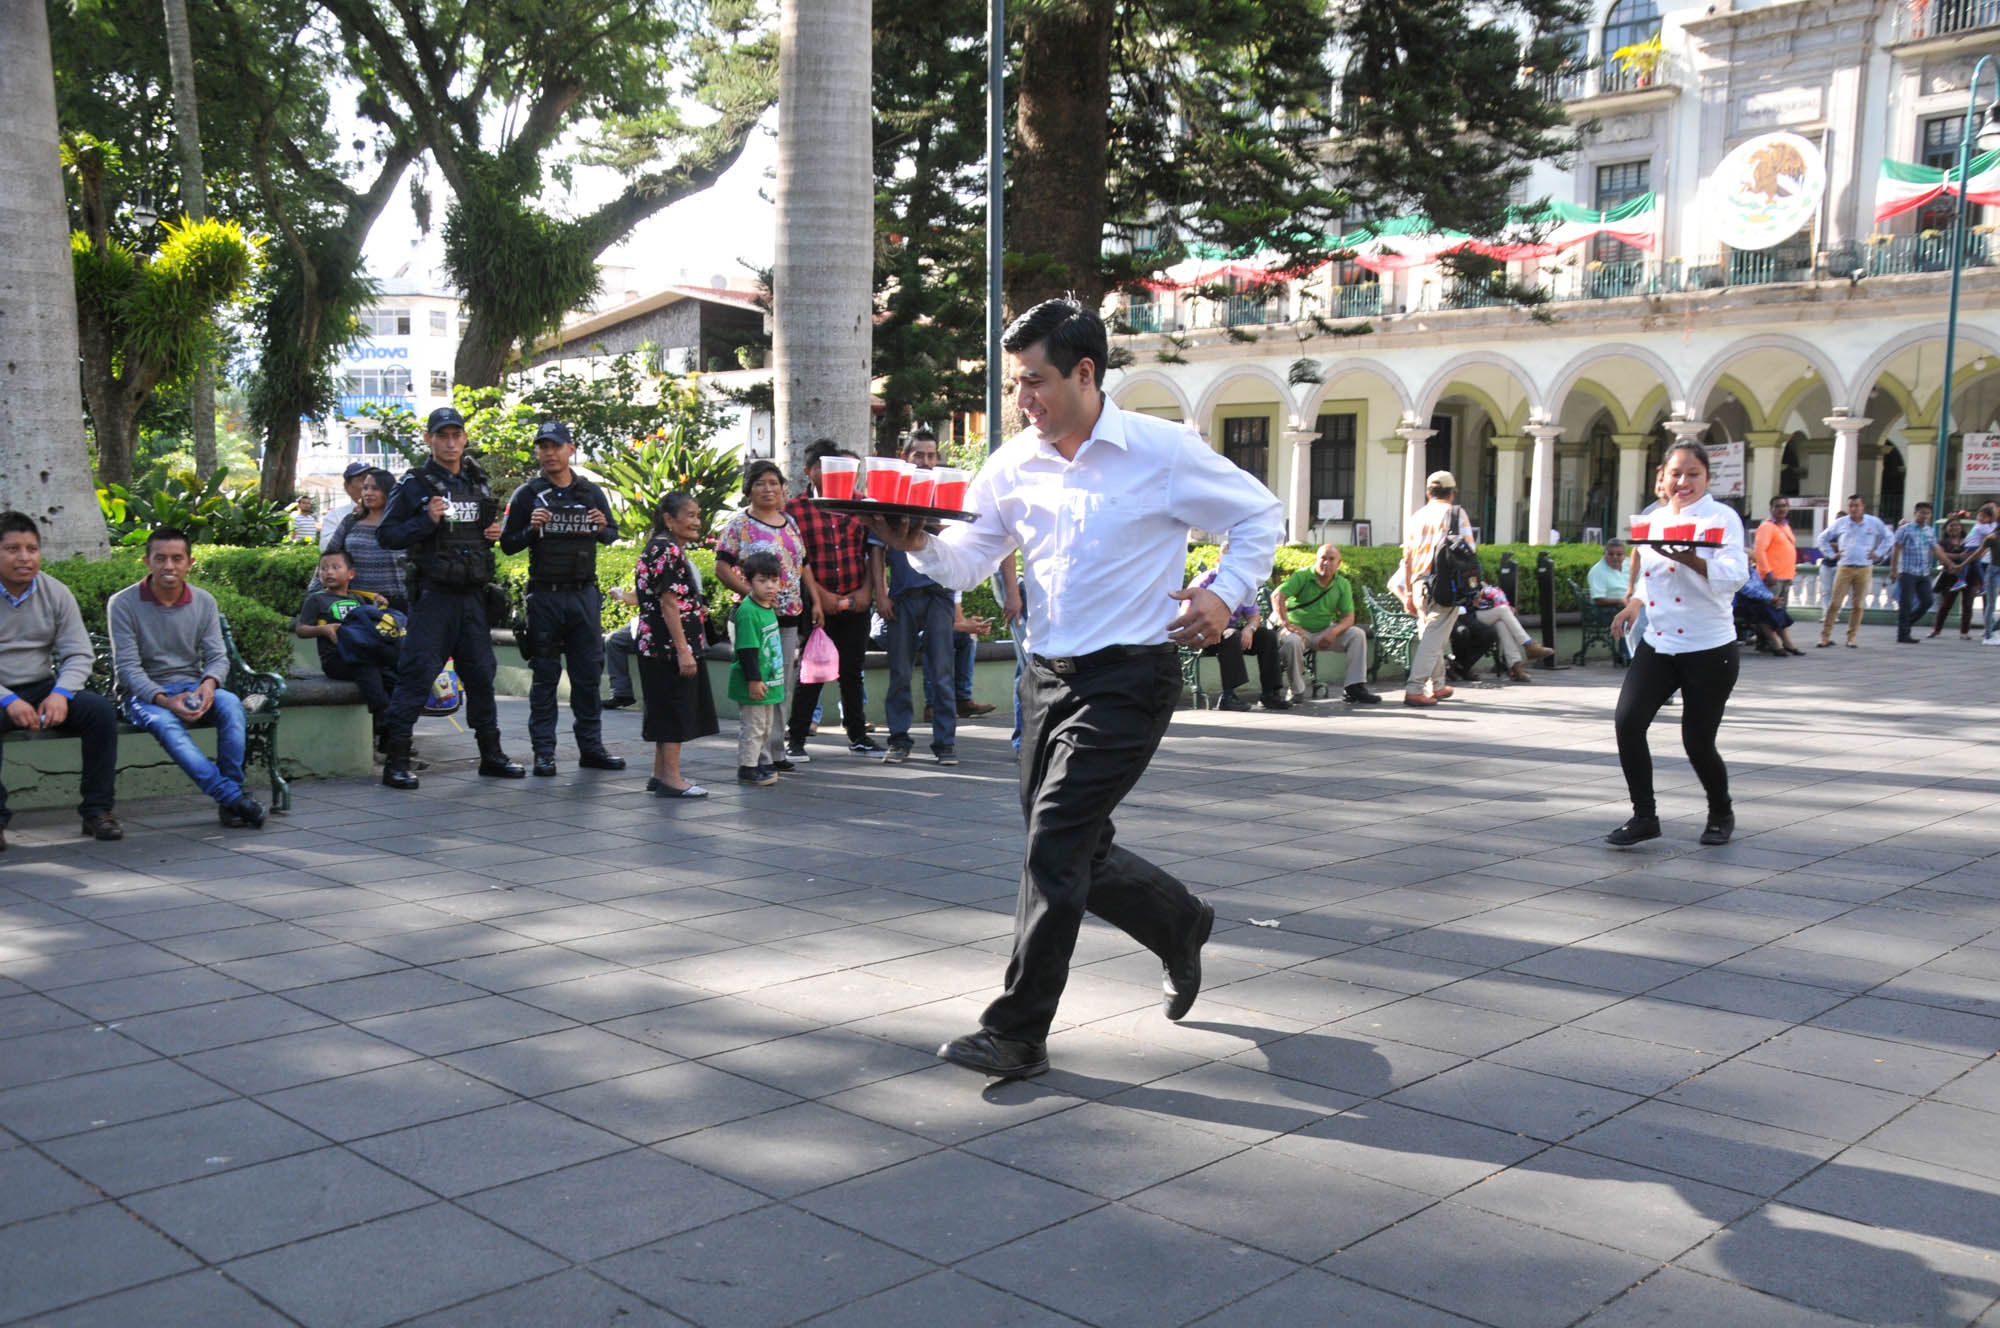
[[1487, 1025, 1723, 1095], [1649, 970, 1853, 1023], [350, 993, 576, 1056], [1453, 1146, 1759, 1260], [0, 1025, 156, 1092], [1231, 1027, 1466, 1097], [1778, 1145, 2000, 1257], [0, 1058, 235, 1141], [1677, 1203, 2000, 1326], [39, 1097, 326, 1197], [224, 1202, 566, 1328], [112, 994, 333, 1056], [24, 1268, 294, 1328], [347, 1100, 628, 1195], [441, 1025, 678, 1097], [797, 1269, 1083, 1328], [1330, 1200, 1657, 1328], [1188, 1268, 1483, 1327], [1933, 1054, 2000, 1112], [537, 1061, 801, 1143], [1329, 995, 1554, 1058], [1662, 1060, 1917, 1142], [282, 967, 486, 1021], [1128, 1144, 1436, 1261], [795, 1148, 1100, 1262], [1858, 1099, 2000, 1182], [594, 993, 819, 1059], [1267, 1100, 1543, 1195], [0, 1203, 200, 1322], [699, 1025, 939, 1097], [259, 1059, 514, 1140], [959, 1097, 1244, 1200], [123, 1147, 433, 1261], [457, 1147, 767, 1260], [1741, 1025, 1980, 1094], [820, 1061, 1085, 1145], [1575, 1267, 1870, 1327], [210, 944, 409, 992], [0, 1144, 101, 1225], [0, 991, 91, 1037], [1567, 1101, 1842, 1196], [593, 1206, 930, 1327], [0, 939, 191, 992], [1809, 994, 2000, 1057], [1390, 1059, 1641, 1142], [1098, 1059, 1357, 1143], [960, 1203, 1295, 1328], [656, 1100, 937, 1198], [396, 1268, 694, 1328]]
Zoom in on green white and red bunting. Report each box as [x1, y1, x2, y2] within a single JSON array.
[[1875, 152, 2000, 222], [1137, 194, 1660, 289]]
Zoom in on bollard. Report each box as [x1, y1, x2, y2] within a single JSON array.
[[1535, 550, 1561, 669]]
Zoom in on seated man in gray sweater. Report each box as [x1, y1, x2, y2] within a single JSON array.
[[0, 512, 122, 849], [106, 527, 265, 829]]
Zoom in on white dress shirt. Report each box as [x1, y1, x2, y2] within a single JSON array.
[[1634, 495, 1748, 654], [907, 396, 1282, 657], [1823, 513, 1892, 566]]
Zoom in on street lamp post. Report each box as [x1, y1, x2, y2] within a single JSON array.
[[1933, 56, 2000, 516]]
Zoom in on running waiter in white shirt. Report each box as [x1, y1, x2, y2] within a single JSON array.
[[864, 299, 1281, 1080]]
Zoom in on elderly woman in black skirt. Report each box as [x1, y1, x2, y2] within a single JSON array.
[[1608, 439, 1750, 847], [634, 491, 719, 798]]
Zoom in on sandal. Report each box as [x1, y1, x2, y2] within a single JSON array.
[[646, 778, 708, 799]]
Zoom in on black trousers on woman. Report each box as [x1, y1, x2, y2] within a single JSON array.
[[982, 646, 1208, 1045], [1614, 640, 1739, 820]]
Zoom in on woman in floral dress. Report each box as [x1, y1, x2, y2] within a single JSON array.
[[634, 491, 719, 797]]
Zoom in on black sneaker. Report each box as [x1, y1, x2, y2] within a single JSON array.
[[771, 758, 797, 774], [1259, 692, 1291, 711], [784, 743, 812, 762], [882, 741, 912, 764], [934, 746, 958, 766], [1700, 811, 1735, 846], [1216, 691, 1252, 711], [602, 695, 636, 710], [1345, 683, 1382, 705], [1605, 815, 1661, 846], [737, 764, 778, 787], [219, 794, 267, 829], [849, 738, 887, 755]]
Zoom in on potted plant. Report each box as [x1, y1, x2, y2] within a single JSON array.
[[1612, 33, 1663, 88]]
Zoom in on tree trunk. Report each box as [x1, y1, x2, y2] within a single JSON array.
[[261, 413, 301, 500], [161, 0, 217, 479], [773, 0, 873, 481], [452, 304, 515, 393], [0, 0, 110, 560], [1007, 2, 1113, 316]]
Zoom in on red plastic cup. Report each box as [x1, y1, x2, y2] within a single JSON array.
[[1699, 526, 1724, 545], [932, 467, 969, 511], [905, 472, 937, 508], [819, 456, 858, 500], [1662, 522, 1696, 542], [1628, 514, 1649, 540], [883, 460, 912, 504]]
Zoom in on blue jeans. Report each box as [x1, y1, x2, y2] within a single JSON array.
[[1896, 571, 1934, 639], [918, 629, 977, 706], [123, 682, 245, 804], [888, 587, 956, 752]]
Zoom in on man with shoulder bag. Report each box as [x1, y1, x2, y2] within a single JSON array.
[[1400, 470, 1479, 707]]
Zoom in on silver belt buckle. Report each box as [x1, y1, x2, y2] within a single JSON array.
[[1049, 656, 1075, 674]]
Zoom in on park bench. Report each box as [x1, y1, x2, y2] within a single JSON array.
[[1, 618, 291, 812], [1180, 582, 1332, 707], [1569, 576, 1625, 666], [1361, 586, 1416, 683]]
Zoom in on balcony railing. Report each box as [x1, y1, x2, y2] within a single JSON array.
[[337, 393, 415, 417], [1894, 0, 2000, 41], [1223, 292, 1277, 327], [1333, 283, 1382, 318], [1123, 302, 1165, 334], [1866, 229, 1996, 275]]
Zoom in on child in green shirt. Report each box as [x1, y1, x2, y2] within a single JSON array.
[[728, 551, 786, 786]]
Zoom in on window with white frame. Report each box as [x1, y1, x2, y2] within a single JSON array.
[[358, 307, 412, 336]]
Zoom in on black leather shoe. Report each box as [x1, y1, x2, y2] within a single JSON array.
[[1164, 900, 1215, 1021], [1217, 691, 1252, 711], [602, 695, 636, 710], [1605, 815, 1661, 846], [532, 756, 558, 777], [1700, 812, 1735, 846], [79, 813, 124, 841], [937, 1029, 1049, 1080], [220, 794, 267, 829], [578, 750, 627, 771]]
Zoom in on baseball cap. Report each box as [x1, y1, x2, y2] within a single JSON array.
[[341, 461, 372, 479], [533, 420, 573, 446], [425, 406, 467, 433], [1427, 469, 1457, 491]]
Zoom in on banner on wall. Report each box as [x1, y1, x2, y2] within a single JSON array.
[[1961, 432, 2000, 493], [1708, 440, 1746, 498], [1703, 132, 1827, 252]]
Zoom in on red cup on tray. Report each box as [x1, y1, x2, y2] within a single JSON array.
[[1661, 522, 1696, 542], [932, 467, 969, 511], [1699, 526, 1724, 545], [905, 472, 937, 508], [819, 456, 858, 500]]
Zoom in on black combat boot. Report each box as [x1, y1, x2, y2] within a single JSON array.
[[381, 737, 419, 790], [476, 730, 527, 778]]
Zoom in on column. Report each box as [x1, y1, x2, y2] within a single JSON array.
[[1396, 423, 1434, 527], [1525, 424, 1561, 544], [1284, 424, 1316, 543], [1490, 440, 1524, 544], [1823, 412, 1870, 511], [1905, 438, 1938, 510], [1612, 432, 1652, 531], [1743, 429, 1785, 515], [1380, 435, 1408, 545]]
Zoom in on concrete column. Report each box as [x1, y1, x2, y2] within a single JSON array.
[[1824, 413, 1872, 511], [1612, 432, 1653, 532], [1397, 425, 1435, 528], [1744, 429, 1786, 515], [1284, 424, 1316, 543], [1380, 436, 1408, 544], [1525, 425, 1562, 545], [1490, 441, 1524, 543], [1906, 437, 1939, 509]]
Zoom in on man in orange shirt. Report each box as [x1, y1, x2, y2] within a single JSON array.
[[1753, 496, 1798, 606]]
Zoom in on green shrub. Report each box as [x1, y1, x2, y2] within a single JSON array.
[[42, 554, 294, 676], [1186, 542, 1613, 619]]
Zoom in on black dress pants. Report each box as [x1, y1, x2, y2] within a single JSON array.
[[1614, 640, 1739, 820], [981, 647, 1207, 1044], [0, 682, 118, 825], [383, 588, 500, 743], [788, 607, 870, 745], [1204, 626, 1282, 696]]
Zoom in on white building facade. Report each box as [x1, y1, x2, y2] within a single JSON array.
[[295, 279, 464, 495], [1106, 0, 2000, 551]]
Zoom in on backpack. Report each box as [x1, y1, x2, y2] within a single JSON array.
[[1427, 507, 1484, 607]]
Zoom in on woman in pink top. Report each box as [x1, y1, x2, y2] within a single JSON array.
[[1607, 439, 1749, 848]]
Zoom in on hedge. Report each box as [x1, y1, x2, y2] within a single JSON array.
[[1188, 542, 1612, 619], [43, 552, 299, 676]]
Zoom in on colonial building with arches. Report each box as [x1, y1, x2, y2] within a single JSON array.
[[1104, 0, 2000, 547]]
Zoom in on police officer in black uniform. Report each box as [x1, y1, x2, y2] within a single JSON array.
[[375, 406, 526, 788], [499, 420, 626, 777]]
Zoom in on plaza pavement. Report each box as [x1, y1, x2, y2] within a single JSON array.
[[1, 632, 1997, 1328]]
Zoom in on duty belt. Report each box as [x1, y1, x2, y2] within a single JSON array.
[[1032, 642, 1177, 675], [526, 579, 595, 593]]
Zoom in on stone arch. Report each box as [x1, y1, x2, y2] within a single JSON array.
[[1546, 343, 1686, 430], [1107, 369, 1195, 421], [1299, 356, 1415, 419], [1845, 322, 2000, 418], [1191, 363, 1300, 428], [1414, 351, 1540, 424], [1686, 333, 1848, 424]]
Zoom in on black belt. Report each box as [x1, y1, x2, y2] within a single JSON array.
[[526, 580, 595, 593], [1032, 642, 1176, 675]]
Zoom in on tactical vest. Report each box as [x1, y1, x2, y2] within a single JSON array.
[[407, 464, 498, 592], [527, 484, 602, 585]]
